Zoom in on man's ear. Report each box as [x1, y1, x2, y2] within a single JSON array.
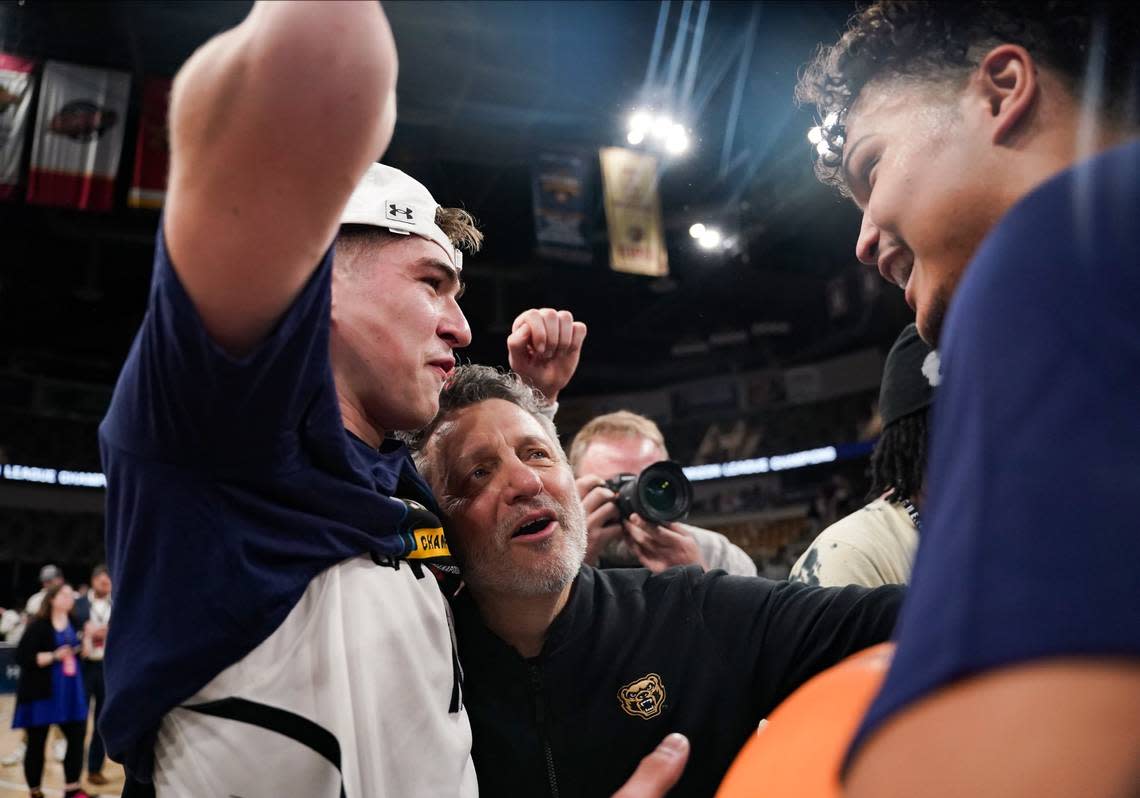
[[972, 44, 1039, 145]]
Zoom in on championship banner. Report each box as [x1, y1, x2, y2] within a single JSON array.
[[0, 54, 37, 201], [128, 76, 171, 209], [27, 60, 131, 211], [598, 146, 668, 277], [531, 150, 592, 263]]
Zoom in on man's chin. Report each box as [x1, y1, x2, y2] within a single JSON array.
[[384, 398, 439, 435], [915, 298, 947, 348]]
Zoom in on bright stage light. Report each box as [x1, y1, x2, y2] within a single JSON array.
[[624, 108, 691, 155], [689, 223, 706, 238], [665, 124, 689, 154], [698, 228, 722, 249], [629, 111, 652, 133]]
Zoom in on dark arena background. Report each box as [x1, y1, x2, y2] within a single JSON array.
[[3, 1, 942, 796]]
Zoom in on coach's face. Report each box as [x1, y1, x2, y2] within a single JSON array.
[[331, 235, 471, 433], [428, 399, 587, 598]]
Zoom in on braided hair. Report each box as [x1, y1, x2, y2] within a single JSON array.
[[867, 408, 928, 503]]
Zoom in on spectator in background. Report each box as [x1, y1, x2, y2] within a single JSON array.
[[73, 565, 112, 786], [0, 606, 23, 642], [791, 324, 937, 587], [569, 412, 758, 576], [503, 307, 756, 577], [809, 475, 858, 531], [24, 565, 64, 617], [13, 583, 91, 798]]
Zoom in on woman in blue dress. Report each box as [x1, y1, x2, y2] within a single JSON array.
[[14, 582, 92, 798]]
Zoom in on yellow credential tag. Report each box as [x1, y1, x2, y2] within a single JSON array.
[[407, 526, 451, 560]]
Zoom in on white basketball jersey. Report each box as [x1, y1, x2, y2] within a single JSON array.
[[152, 555, 478, 798]]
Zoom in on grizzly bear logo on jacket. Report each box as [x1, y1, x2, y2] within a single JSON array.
[[618, 673, 666, 719]]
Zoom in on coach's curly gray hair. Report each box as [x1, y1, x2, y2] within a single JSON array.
[[404, 364, 562, 489]]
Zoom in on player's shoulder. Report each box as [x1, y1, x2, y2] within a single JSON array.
[[945, 140, 1140, 381], [968, 139, 1140, 299]]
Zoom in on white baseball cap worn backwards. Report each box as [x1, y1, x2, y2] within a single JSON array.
[[340, 162, 463, 272]]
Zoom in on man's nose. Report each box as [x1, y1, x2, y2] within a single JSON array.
[[855, 212, 880, 266], [441, 300, 473, 349], [502, 457, 542, 503]]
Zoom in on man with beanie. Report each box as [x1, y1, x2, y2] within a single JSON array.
[[98, 3, 479, 795], [790, 324, 937, 587]]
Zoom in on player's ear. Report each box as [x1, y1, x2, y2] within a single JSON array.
[[969, 44, 1039, 146]]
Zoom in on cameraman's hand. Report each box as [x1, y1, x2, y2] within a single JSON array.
[[508, 308, 587, 406], [577, 475, 623, 566], [624, 514, 706, 574]]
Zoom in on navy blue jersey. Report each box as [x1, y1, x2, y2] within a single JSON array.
[[848, 139, 1140, 765], [98, 224, 440, 779]]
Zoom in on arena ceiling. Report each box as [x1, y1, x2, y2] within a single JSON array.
[[0, 0, 912, 400]]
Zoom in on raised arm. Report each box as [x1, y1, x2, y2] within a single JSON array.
[[164, 1, 397, 355]]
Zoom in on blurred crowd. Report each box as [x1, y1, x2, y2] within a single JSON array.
[[2, 562, 114, 794]]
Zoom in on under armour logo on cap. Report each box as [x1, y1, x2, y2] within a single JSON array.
[[387, 203, 414, 221], [340, 164, 463, 271]]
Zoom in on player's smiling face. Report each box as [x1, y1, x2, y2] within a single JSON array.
[[843, 80, 1009, 345]]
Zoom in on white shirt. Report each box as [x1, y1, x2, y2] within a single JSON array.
[[85, 592, 113, 661], [25, 589, 46, 616], [153, 555, 477, 798], [789, 498, 919, 588], [687, 525, 759, 577]]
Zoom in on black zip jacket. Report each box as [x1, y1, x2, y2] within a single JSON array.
[[452, 565, 903, 798]]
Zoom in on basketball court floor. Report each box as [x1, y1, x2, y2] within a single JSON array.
[[0, 694, 123, 797]]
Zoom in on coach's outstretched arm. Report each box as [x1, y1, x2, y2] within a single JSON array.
[[164, 1, 397, 355]]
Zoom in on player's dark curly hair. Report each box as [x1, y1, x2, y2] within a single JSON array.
[[796, 1, 1140, 190], [867, 408, 928, 503]]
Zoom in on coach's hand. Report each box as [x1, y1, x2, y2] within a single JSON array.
[[612, 733, 690, 798], [508, 308, 587, 406]]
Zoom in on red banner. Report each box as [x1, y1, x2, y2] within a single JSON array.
[[27, 60, 131, 211], [129, 77, 171, 209], [0, 54, 37, 200]]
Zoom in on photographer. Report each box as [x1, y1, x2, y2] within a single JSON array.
[[508, 308, 756, 576], [570, 413, 756, 576]]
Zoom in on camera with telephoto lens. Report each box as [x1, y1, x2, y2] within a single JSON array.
[[603, 460, 693, 525]]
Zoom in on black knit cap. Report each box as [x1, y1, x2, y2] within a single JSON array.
[[879, 324, 940, 428]]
